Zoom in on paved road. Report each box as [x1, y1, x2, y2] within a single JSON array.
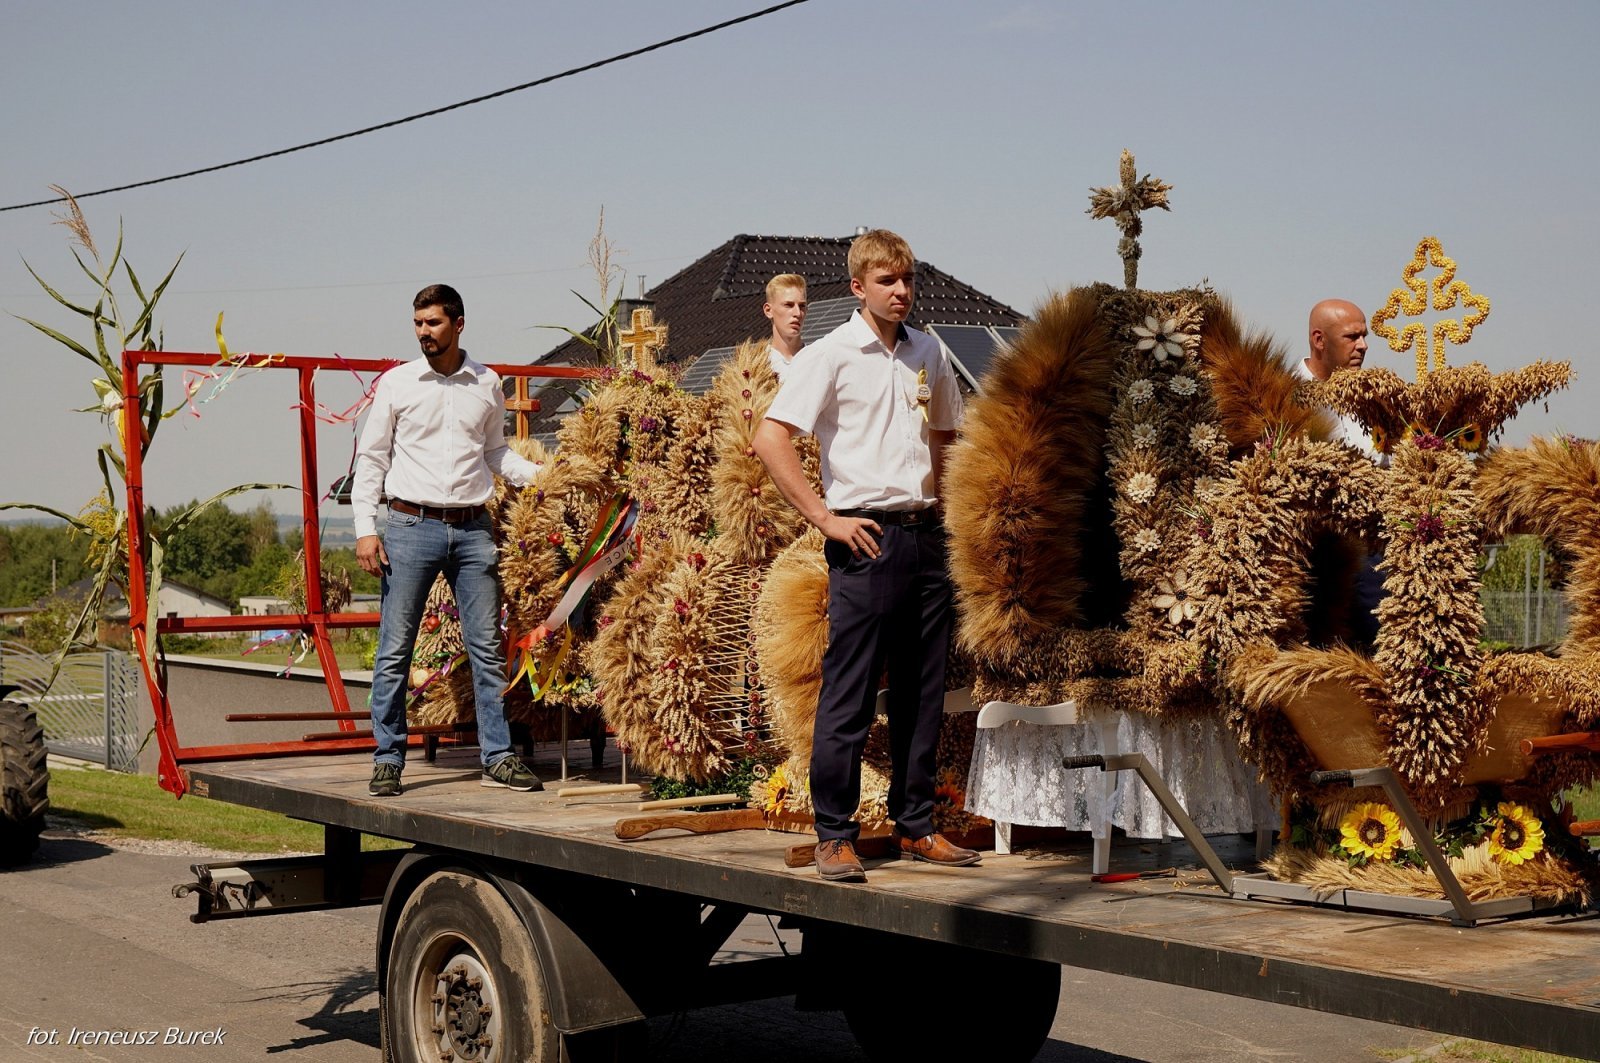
[[0, 824, 1455, 1062]]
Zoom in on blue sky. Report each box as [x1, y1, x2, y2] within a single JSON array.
[[4, 0, 1597, 515]]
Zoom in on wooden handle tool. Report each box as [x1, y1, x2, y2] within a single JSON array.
[[614, 808, 767, 840]]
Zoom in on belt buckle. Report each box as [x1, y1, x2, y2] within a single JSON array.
[[901, 510, 924, 527]]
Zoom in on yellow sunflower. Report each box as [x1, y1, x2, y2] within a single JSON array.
[[1369, 424, 1390, 454], [759, 763, 790, 815], [1455, 422, 1484, 452], [1487, 802, 1544, 865], [1339, 802, 1404, 861]]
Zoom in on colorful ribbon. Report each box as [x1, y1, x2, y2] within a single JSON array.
[[507, 493, 639, 700]]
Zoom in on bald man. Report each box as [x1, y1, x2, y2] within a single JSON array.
[[1298, 299, 1370, 448], [1301, 299, 1383, 647], [1304, 299, 1369, 381]]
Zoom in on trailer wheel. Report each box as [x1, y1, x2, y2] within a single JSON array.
[[0, 697, 48, 867], [841, 940, 1059, 1063], [386, 870, 557, 1062]]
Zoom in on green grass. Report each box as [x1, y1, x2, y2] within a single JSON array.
[[1381, 1039, 1587, 1063], [48, 766, 404, 854]]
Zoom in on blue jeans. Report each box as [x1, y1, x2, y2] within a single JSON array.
[[369, 510, 513, 769]]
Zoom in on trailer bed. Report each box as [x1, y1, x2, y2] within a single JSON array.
[[184, 748, 1600, 1059]]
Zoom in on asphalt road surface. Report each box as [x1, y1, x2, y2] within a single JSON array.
[[0, 822, 1457, 1062]]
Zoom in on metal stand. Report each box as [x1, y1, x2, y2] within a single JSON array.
[[1063, 753, 1235, 891], [1064, 756, 1566, 927]]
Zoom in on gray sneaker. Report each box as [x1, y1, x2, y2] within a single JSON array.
[[368, 763, 402, 797], [481, 756, 543, 792]]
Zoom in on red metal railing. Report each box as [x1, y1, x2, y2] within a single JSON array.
[[121, 350, 598, 796]]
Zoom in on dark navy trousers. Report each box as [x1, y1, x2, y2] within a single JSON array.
[[810, 521, 953, 843]]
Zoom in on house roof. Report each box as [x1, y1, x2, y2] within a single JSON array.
[[41, 575, 232, 614], [520, 233, 1026, 443]]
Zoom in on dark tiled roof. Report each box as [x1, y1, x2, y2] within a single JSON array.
[[518, 233, 1026, 441]]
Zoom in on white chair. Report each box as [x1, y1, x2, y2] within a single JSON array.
[[973, 699, 1121, 874]]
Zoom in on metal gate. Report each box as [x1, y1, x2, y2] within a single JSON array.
[[0, 640, 141, 771]]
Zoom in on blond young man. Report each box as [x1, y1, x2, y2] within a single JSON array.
[[754, 230, 978, 882], [763, 274, 808, 377]]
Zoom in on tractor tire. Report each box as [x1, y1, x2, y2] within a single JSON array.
[[0, 698, 48, 867]]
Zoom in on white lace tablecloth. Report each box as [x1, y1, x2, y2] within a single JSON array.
[[965, 705, 1275, 840]]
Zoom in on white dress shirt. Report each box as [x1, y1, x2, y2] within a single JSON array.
[[1296, 357, 1372, 456], [768, 341, 796, 379], [351, 353, 541, 538], [765, 310, 963, 512]]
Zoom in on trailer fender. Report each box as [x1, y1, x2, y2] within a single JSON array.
[[376, 850, 644, 1035]]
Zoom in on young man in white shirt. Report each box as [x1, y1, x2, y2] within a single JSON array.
[[352, 284, 543, 797], [763, 273, 807, 378], [754, 230, 979, 881]]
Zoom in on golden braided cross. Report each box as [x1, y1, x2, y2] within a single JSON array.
[[618, 307, 669, 373]]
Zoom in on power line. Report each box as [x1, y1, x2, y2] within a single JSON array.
[[0, 255, 694, 301], [1, 0, 810, 214]]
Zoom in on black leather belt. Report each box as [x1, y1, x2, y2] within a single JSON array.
[[835, 507, 940, 528], [387, 498, 486, 524]]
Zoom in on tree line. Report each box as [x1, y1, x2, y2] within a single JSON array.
[[0, 501, 378, 609]]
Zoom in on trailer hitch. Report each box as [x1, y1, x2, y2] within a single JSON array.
[[173, 865, 265, 919]]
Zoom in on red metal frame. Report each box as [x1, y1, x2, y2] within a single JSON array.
[[121, 350, 598, 796]]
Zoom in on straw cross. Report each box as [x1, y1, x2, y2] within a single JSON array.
[[1087, 149, 1173, 290], [618, 307, 669, 373]]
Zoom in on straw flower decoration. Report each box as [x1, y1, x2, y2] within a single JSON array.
[[1132, 315, 1188, 363], [1125, 471, 1159, 504], [1151, 570, 1201, 627], [1189, 423, 1220, 451], [1128, 379, 1156, 405]]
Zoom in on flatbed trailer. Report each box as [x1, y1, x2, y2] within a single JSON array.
[[116, 350, 1599, 1060], [176, 746, 1600, 1063]]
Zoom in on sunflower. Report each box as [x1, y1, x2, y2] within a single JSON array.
[[1338, 802, 1403, 861], [1455, 422, 1484, 452], [759, 763, 791, 815], [1369, 424, 1390, 453], [1487, 802, 1544, 865], [1398, 421, 1429, 447]]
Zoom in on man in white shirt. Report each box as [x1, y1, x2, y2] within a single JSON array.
[[1300, 297, 1384, 647], [763, 273, 807, 378], [352, 284, 543, 797], [754, 230, 979, 881], [1298, 298, 1370, 449]]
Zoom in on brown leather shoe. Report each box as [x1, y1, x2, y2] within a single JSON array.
[[896, 832, 981, 866], [814, 839, 867, 882]]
